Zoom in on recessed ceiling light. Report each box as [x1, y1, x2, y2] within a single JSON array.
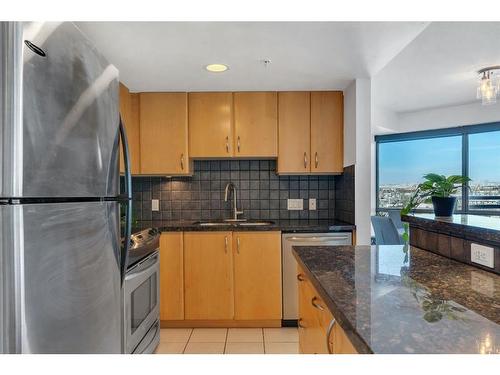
[[205, 64, 228, 73]]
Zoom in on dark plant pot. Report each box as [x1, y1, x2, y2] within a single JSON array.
[[431, 196, 457, 217]]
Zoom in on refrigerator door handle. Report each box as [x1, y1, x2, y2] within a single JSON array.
[[119, 117, 132, 285], [119, 116, 132, 201]]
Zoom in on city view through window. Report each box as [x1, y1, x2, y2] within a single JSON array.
[[377, 129, 500, 212]]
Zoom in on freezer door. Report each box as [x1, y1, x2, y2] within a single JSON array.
[[1, 22, 120, 198], [1, 201, 122, 353]]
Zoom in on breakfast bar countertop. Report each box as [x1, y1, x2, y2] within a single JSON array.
[[293, 244, 500, 354]]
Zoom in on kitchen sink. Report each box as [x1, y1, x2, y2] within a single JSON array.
[[192, 220, 274, 227], [193, 222, 231, 227], [237, 221, 275, 226]]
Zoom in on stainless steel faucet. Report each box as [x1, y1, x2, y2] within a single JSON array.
[[224, 182, 244, 221]]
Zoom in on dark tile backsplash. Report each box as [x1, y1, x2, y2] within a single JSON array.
[[132, 160, 355, 228], [334, 165, 355, 225]]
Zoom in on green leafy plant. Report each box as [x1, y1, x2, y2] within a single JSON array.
[[418, 173, 471, 198], [401, 173, 470, 215]]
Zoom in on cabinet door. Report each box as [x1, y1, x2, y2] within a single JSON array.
[[188, 92, 233, 157], [234, 92, 277, 157], [233, 231, 282, 320], [311, 91, 343, 174], [184, 232, 234, 320], [119, 83, 141, 174], [298, 269, 327, 354], [139, 93, 189, 175], [278, 92, 311, 174], [333, 323, 358, 354], [159, 232, 184, 320]]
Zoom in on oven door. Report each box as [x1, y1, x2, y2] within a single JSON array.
[[123, 251, 160, 354]]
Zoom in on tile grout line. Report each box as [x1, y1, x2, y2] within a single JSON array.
[[182, 328, 194, 354], [262, 328, 267, 354], [223, 328, 229, 354]]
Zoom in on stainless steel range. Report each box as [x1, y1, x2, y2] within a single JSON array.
[[123, 228, 161, 354]]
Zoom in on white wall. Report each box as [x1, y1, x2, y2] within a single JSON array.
[[372, 100, 500, 136], [371, 104, 399, 134], [344, 79, 372, 245], [397, 101, 500, 133]]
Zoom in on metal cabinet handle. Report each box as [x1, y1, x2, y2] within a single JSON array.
[[236, 237, 240, 254], [311, 296, 324, 311], [315, 152, 318, 168], [326, 318, 336, 354], [180, 153, 184, 170], [298, 318, 306, 329], [303, 152, 307, 169], [237, 136, 241, 152], [225, 136, 229, 153], [224, 236, 228, 253], [297, 274, 306, 282]]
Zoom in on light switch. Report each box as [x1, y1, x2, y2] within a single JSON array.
[[471, 243, 494, 268], [309, 198, 317, 210], [152, 199, 160, 212]]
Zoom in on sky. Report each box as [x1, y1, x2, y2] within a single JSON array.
[[379, 131, 500, 185]]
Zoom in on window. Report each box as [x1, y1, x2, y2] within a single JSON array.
[[469, 130, 500, 211], [376, 122, 500, 215], [378, 136, 462, 210]]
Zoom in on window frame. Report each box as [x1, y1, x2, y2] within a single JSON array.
[[375, 121, 500, 216]]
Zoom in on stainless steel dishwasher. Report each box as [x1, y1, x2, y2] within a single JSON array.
[[282, 232, 352, 324]]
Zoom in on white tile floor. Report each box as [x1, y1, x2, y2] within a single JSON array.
[[155, 327, 299, 354]]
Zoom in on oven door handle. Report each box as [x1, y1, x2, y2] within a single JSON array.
[[126, 253, 159, 280]]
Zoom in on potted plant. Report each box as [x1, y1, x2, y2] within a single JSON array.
[[402, 173, 470, 218]]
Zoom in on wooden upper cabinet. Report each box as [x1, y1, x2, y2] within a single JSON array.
[[184, 232, 234, 320], [233, 231, 282, 321], [159, 232, 184, 321], [119, 83, 140, 174], [139, 92, 189, 175], [188, 92, 233, 158], [278, 92, 311, 174], [234, 92, 278, 157], [311, 91, 343, 174]]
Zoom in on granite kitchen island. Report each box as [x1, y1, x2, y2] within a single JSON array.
[[293, 244, 500, 354]]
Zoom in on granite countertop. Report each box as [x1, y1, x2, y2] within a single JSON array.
[[293, 244, 500, 354], [402, 213, 500, 243], [132, 219, 355, 234]]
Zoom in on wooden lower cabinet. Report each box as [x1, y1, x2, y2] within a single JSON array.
[[297, 265, 358, 354], [233, 231, 282, 320], [160, 231, 282, 327], [159, 233, 184, 320], [298, 272, 328, 354], [184, 232, 234, 320]]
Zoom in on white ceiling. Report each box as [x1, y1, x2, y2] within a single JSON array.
[[76, 22, 428, 92], [373, 22, 500, 113]]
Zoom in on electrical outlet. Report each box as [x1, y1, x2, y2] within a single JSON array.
[[471, 243, 494, 268], [309, 198, 317, 210], [287, 199, 303, 210], [152, 199, 159, 212]]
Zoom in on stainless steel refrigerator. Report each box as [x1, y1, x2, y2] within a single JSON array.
[[0, 22, 132, 353]]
